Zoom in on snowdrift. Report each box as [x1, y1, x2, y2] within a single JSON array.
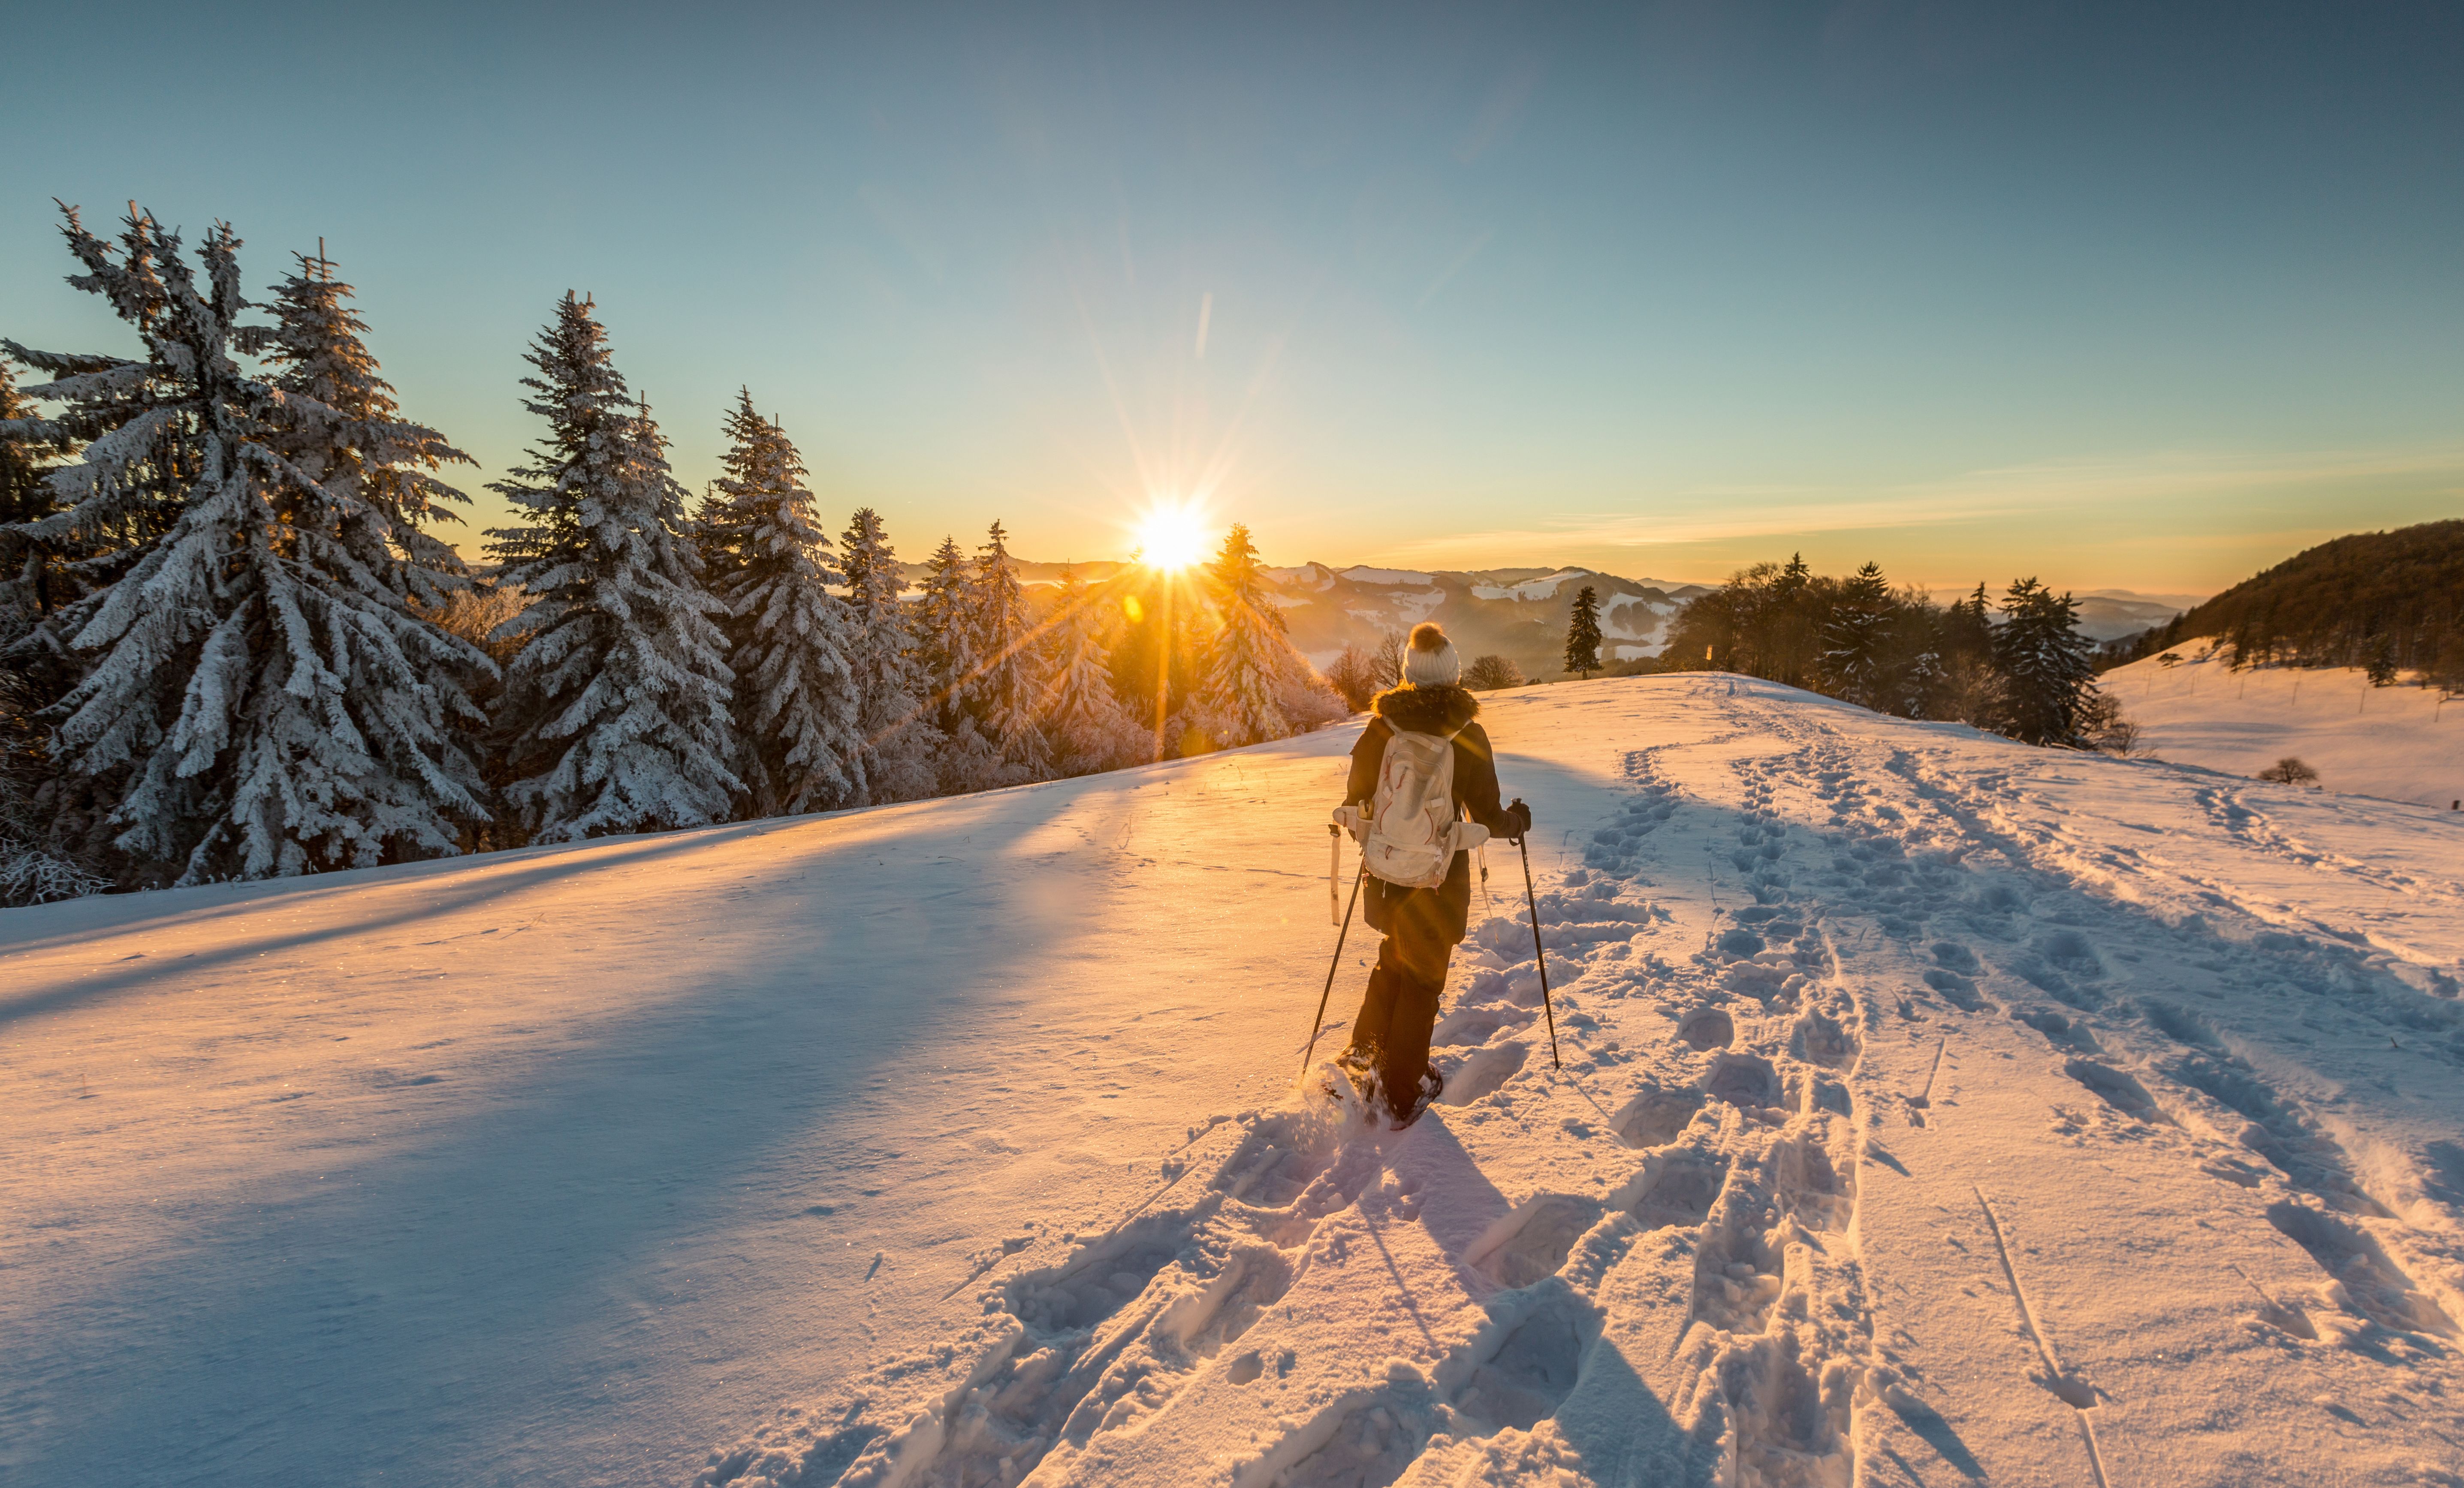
[[7, 676, 2462, 1487]]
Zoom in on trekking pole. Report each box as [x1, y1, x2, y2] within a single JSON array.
[[1304, 831, 1366, 1077], [1513, 809, 1562, 1071]]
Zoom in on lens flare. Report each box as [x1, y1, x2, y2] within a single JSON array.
[[1132, 501, 1211, 571]]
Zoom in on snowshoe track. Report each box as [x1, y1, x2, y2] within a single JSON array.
[[701, 679, 2464, 1487]]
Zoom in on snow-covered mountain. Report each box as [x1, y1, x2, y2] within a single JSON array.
[[2070, 591, 2189, 642], [1257, 563, 1709, 674], [8, 677, 2460, 1486], [893, 558, 1712, 675]]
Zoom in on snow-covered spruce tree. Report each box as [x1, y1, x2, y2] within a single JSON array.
[[1895, 620, 1949, 720], [1192, 522, 1291, 748], [698, 392, 862, 816], [1992, 577, 2098, 745], [2, 210, 490, 882], [839, 507, 938, 803], [485, 294, 739, 840], [1041, 566, 1145, 774], [914, 533, 1000, 792], [969, 520, 1053, 781], [914, 534, 974, 723], [4, 209, 200, 688], [244, 247, 475, 605], [1564, 585, 1603, 677], [1819, 561, 1892, 708]]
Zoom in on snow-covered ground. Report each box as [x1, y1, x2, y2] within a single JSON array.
[[2108, 650, 2464, 809], [8, 676, 2463, 1486]]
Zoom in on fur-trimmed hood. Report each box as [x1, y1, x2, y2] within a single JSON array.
[[1370, 683, 1480, 736]]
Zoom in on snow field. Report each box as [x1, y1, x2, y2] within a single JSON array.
[[702, 677, 2464, 1488], [0, 739, 1372, 1487], [2105, 649, 2464, 809], [9, 675, 2463, 1486]]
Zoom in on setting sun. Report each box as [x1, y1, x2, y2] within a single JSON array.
[[1132, 501, 1211, 571]]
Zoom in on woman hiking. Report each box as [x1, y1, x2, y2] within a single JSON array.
[[1333, 622, 1531, 1128]]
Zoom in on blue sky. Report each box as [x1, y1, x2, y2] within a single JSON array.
[[5, 0, 2458, 596]]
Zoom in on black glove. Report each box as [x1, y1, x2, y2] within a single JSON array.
[[1504, 798, 1532, 843]]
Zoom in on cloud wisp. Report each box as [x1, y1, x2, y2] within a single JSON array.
[[1366, 444, 2464, 567]]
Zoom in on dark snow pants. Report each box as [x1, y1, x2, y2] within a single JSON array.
[[1345, 852, 1472, 1118]]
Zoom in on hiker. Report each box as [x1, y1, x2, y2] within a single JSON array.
[[1333, 622, 1531, 1127]]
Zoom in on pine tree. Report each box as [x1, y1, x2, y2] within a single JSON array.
[[1564, 585, 1603, 678], [840, 507, 938, 802], [699, 392, 862, 816], [485, 294, 738, 841], [4, 208, 201, 689], [2365, 636, 2397, 687], [914, 534, 975, 724], [244, 245, 473, 606], [2, 209, 490, 882], [1820, 561, 1893, 708], [1942, 582, 1993, 663], [970, 520, 1052, 780], [1762, 551, 1822, 686], [1193, 522, 1291, 747], [1041, 566, 1144, 773], [1899, 642, 1948, 719], [1992, 577, 2098, 745], [1933, 581, 2000, 725], [914, 533, 1000, 792]]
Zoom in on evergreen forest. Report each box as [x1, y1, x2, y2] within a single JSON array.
[[0, 207, 1343, 903], [1650, 555, 2110, 748]]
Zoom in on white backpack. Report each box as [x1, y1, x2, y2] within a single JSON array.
[[1335, 726, 1490, 890]]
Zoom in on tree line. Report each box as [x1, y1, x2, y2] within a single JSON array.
[[1641, 554, 2110, 747], [2102, 519, 2464, 688], [0, 205, 1340, 904]]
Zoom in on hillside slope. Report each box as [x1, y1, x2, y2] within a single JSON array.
[[2106, 650, 2464, 808], [7, 680, 2463, 1487], [2140, 519, 2464, 678]]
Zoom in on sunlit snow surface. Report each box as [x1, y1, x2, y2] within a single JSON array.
[[2106, 650, 2462, 809], [7, 676, 2463, 1487]]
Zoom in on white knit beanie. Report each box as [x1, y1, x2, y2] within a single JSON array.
[[1403, 624, 1461, 687]]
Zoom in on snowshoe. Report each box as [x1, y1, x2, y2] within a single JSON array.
[[1319, 1050, 1375, 1108], [1389, 1063, 1445, 1130]]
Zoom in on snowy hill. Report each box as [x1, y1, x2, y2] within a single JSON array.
[[2108, 650, 2464, 808], [7, 678, 2463, 1486]]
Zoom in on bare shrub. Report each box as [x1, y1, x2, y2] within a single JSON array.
[[1463, 654, 1528, 691], [2257, 756, 2320, 786]]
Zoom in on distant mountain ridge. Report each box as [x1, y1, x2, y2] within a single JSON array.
[[1252, 563, 1709, 677], [890, 554, 2209, 678], [889, 558, 1711, 679]]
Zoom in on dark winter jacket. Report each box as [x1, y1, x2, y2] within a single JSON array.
[[1345, 684, 1523, 953]]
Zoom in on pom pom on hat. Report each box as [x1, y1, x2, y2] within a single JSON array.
[[1403, 623, 1461, 687]]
